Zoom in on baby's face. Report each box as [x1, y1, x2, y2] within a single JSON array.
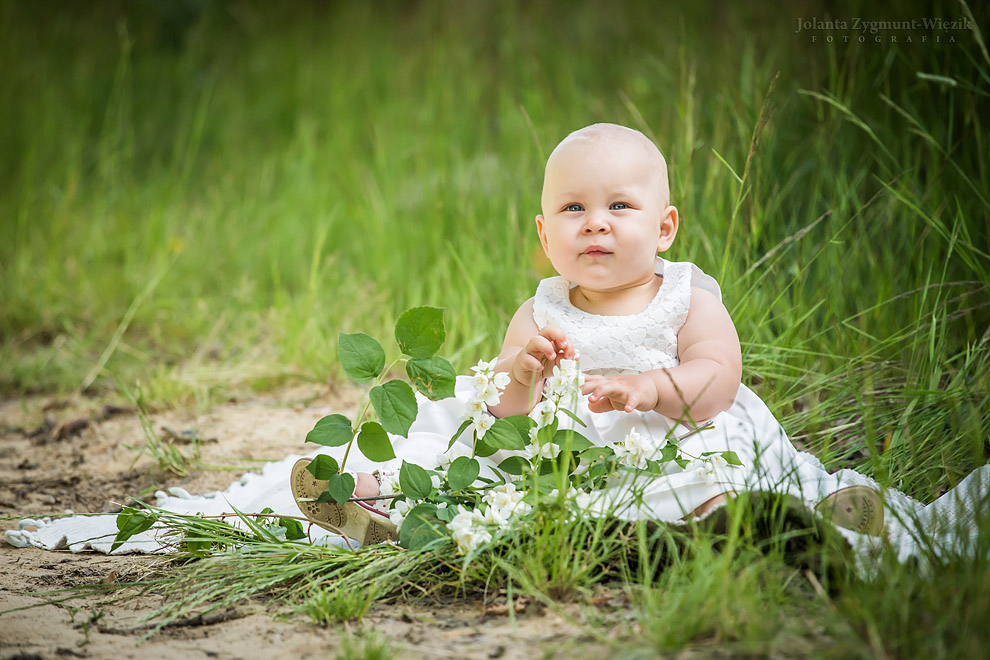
[[536, 132, 677, 292]]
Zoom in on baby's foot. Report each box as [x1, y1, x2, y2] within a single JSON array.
[[353, 472, 381, 498], [290, 460, 397, 544], [815, 486, 884, 535]]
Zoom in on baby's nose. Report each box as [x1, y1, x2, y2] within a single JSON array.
[[583, 212, 608, 234], [582, 216, 609, 233]]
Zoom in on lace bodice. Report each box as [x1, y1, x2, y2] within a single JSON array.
[[532, 259, 718, 376]]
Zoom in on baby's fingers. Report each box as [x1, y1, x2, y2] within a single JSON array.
[[580, 374, 605, 395], [585, 380, 618, 404], [526, 335, 557, 363], [540, 325, 575, 361]]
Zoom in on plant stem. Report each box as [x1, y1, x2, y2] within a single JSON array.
[[339, 357, 404, 473]]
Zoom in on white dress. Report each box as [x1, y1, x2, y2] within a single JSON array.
[[8, 259, 988, 571]]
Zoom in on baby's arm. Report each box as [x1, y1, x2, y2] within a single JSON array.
[[581, 287, 742, 422], [488, 298, 575, 418]]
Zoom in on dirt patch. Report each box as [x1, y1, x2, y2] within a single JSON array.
[[0, 385, 610, 659]]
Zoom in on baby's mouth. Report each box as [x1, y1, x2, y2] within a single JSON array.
[[582, 246, 612, 256]]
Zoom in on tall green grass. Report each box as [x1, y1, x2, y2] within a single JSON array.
[[1, 2, 988, 656], [2, 0, 985, 495]]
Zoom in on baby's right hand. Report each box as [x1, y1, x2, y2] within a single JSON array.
[[511, 325, 574, 387]]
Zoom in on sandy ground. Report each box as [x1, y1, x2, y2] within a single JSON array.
[[0, 385, 617, 660]]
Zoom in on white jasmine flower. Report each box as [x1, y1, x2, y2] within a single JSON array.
[[693, 458, 720, 487], [545, 372, 568, 398], [521, 439, 559, 462], [530, 400, 557, 428], [702, 468, 717, 487], [493, 371, 511, 390], [472, 372, 491, 390], [471, 412, 495, 439], [448, 506, 491, 554], [557, 358, 582, 383], [448, 506, 482, 532], [430, 474, 442, 490], [471, 358, 497, 377], [482, 505, 511, 528], [378, 471, 401, 497], [389, 499, 411, 530], [483, 483, 522, 510], [476, 382, 501, 407], [573, 490, 594, 511], [609, 427, 662, 469], [452, 523, 492, 554]]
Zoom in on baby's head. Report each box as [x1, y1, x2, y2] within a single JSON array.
[[542, 123, 672, 209], [536, 123, 678, 289]]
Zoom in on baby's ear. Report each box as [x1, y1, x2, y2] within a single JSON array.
[[657, 206, 678, 252], [535, 214, 551, 256]]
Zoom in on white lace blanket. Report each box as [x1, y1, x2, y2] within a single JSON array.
[[7, 453, 988, 575]]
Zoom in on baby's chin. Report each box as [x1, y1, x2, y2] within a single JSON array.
[[567, 273, 654, 292], [556, 262, 658, 289]]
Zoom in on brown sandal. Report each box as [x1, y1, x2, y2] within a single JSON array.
[[815, 485, 884, 535], [290, 459, 398, 545]]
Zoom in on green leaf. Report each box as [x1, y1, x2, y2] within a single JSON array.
[[447, 418, 473, 450], [279, 517, 306, 540], [305, 414, 354, 447], [504, 414, 537, 440], [482, 417, 530, 451], [326, 472, 355, 505], [473, 432, 500, 458], [394, 306, 445, 359], [552, 429, 592, 452], [400, 461, 433, 500], [406, 356, 456, 400], [357, 421, 397, 462], [559, 406, 588, 427], [182, 538, 212, 557], [578, 446, 614, 464], [435, 505, 455, 522], [497, 456, 531, 475], [338, 332, 386, 382], [111, 508, 158, 552], [660, 443, 680, 464], [306, 454, 340, 480], [721, 450, 743, 466], [447, 456, 481, 490], [588, 462, 610, 483], [536, 418, 558, 444], [370, 380, 418, 437], [398, 503, 448, 550]]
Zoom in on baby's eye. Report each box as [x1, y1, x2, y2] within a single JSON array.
[[610, 202, 629, 210], [564, 204, 584, 212]]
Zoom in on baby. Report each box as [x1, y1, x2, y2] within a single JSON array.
[[491, 125, 740, 421], [489, 123, 743, 516], [292, 123, 883, 543]]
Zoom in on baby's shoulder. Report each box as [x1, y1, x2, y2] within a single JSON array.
[[688, 284, 722, 307]]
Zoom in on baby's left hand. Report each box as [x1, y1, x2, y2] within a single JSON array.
[[581, 373, 659, 414]]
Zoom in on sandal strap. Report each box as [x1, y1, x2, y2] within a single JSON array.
[[354, 498, 391, 519]]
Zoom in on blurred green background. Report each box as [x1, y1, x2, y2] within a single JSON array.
[[1, 0, 987, 497]]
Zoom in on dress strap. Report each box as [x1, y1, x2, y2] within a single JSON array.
[[532, 276, 568, 330], [656, 258, 722, 303]]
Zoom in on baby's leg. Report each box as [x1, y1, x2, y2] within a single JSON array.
[[354, 472, 381, 498], [688, 491, 736, 519]]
